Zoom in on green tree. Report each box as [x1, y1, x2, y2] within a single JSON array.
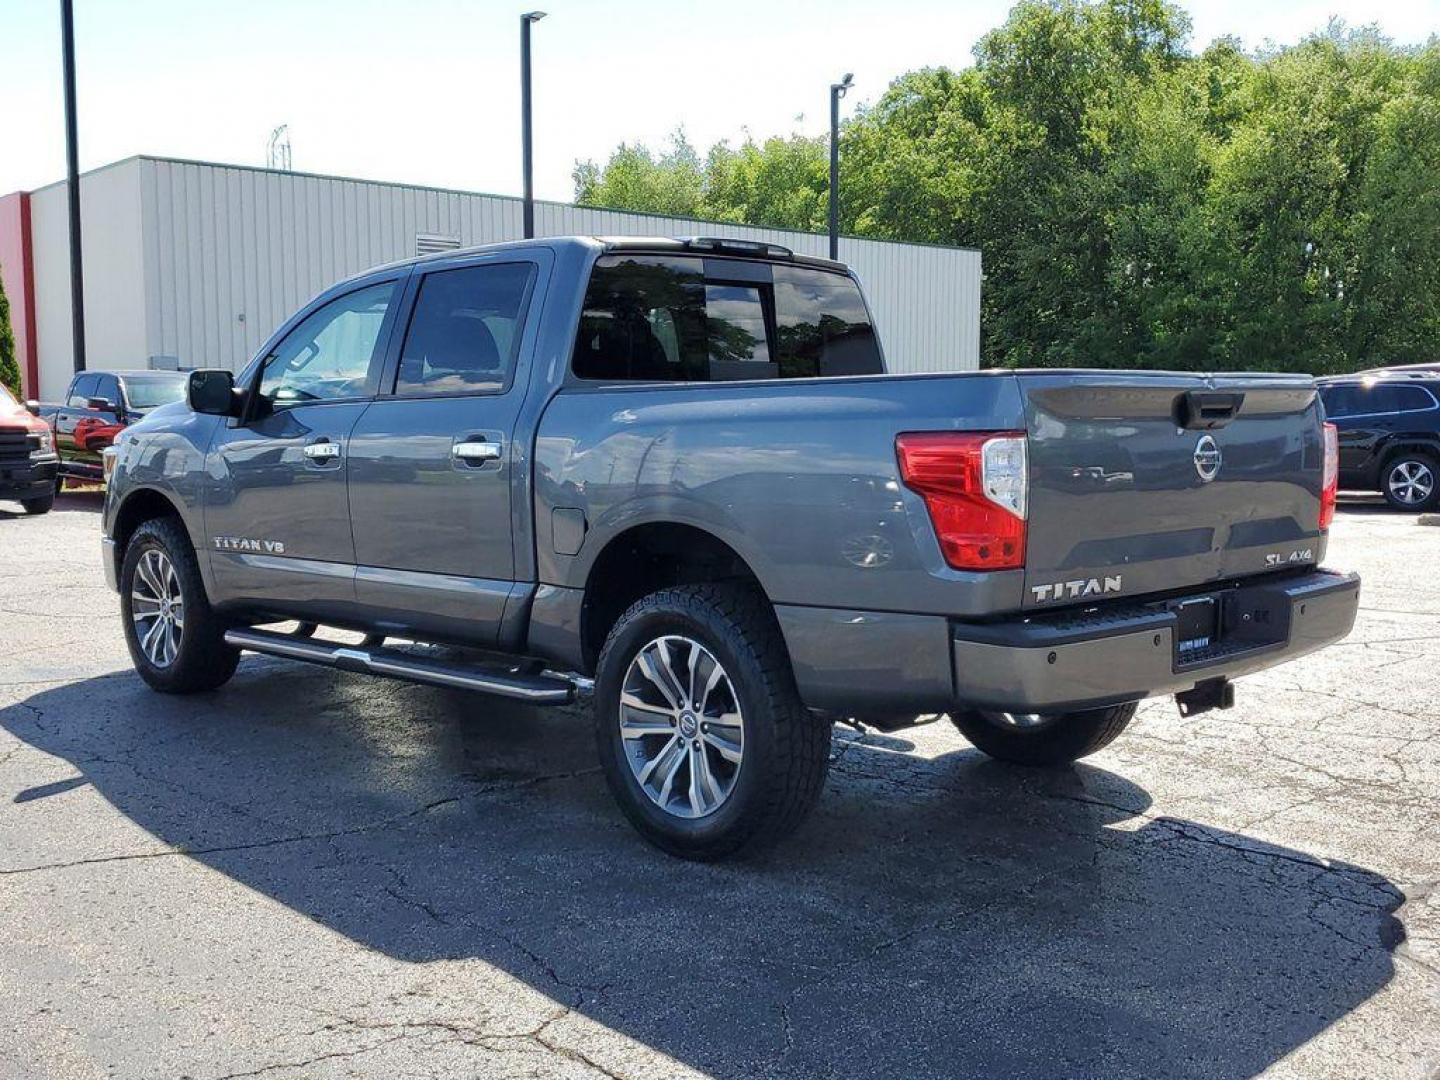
[[573, 130, 706, 218], [574, 2, 1440, 374], [0, 266, 20, 397]]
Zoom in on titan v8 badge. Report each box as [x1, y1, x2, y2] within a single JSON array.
[[213, 536, 286, 555]]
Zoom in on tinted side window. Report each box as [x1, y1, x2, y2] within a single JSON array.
[[92, 374, 120, 408], [258, 282, 395, 406], [1393, 386, 1438, 413], [773, 264, 882, 378], [573, 255, 882, 382], [67, 374, 98, 408], [395, 263, 534, 396]]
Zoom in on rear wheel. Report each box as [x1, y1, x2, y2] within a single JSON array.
[[1382, 452, 1439, 511], [951, 702, 1138, 767], [594, 584, 831, 860], [20, 493, 54, 515], [120, 517, 239, 693]]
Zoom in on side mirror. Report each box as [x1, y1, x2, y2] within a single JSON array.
[[23, 400, 40, 417], [188, 369, 237, 416], [87, 396, 118, 413]]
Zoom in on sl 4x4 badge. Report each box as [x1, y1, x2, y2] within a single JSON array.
[[213, 536, 286, 555], [1031, 575, 1123, 603], [1265, 548, 1313, 567]]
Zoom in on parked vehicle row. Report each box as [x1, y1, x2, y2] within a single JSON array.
[[94, 235, 1360, 859]]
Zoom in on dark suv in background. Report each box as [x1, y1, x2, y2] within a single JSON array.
[[1318, 372, 1440, 510]]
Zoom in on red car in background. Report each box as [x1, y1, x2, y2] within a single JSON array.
[[0, 383, 60, 515]]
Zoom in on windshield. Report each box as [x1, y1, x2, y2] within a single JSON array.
[[0, 384, 15, 407], [124, 375, 188, 410]]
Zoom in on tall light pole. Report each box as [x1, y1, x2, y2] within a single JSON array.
[[520, 11, 546, 240], [828, 72, 853, 262], [60, 0, 86, 374]]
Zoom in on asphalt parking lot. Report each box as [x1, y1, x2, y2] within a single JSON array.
[[1, 493, 1437, 1080]]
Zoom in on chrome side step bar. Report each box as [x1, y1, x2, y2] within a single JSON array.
[[223, 627, 576, 704]]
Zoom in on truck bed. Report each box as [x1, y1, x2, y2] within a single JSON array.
[[533, 368, 1328, 622]]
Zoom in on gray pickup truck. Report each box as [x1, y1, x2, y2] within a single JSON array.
[[101, 235, 1359, 859]]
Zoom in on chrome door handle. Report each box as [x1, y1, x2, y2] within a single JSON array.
[[302, 441, 340, 460], [452, 441, 502, 462]]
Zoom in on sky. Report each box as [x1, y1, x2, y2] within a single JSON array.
[[1, 0, 1437, 202]]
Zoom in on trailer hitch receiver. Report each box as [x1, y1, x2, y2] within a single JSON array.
[[1176, 678, 1234, 718]]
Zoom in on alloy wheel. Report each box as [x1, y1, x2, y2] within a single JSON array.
[[619, 635, 744, 819], [1388, 460, 1434, 507], [131, 548, 184, 668]]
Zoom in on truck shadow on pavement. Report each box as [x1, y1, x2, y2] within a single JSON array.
[[1, 663, 1406, 1080]]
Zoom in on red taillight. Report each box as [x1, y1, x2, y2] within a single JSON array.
[[1320, 421, 1339, 531], [896, 431, 1028, 571]]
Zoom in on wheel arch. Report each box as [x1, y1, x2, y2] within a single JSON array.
[[1378, 439, 1440, 469], [112, 486, 190, 553], [578, 521, 772, 674]]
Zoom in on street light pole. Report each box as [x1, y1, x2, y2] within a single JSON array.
[[520, 11, 546, 240], [828, 73, 853, 262], [60, 0, 86, 374]]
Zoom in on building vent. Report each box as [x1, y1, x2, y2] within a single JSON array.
[[416, 233, 462, 257]]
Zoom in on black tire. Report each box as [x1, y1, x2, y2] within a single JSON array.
[[1380, 451, 1440, 512], [951, 702, 1138, 767], [120, 516, 239, 694], [20, 493, 54, 515], [594, 584, 831, 860]]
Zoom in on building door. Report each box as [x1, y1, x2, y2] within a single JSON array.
[[345, 256, 543, 646], [204, 278, 402, 616]]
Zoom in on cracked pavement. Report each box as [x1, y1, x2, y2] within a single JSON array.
[[0, 493, 1437, 1079]]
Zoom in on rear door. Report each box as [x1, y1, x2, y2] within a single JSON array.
[[205, 277, 403, 613], [1019, 372, 1326, 608], [345, 251, 547, 645]]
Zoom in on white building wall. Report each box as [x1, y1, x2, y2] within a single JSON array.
[[30, 159, 149, 400], [27, 156, 980, 396], [136, 158, 980, 377]]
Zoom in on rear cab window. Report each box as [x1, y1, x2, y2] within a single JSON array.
[[572, 254, 882, 382]]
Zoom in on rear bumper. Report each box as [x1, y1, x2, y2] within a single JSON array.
[[777, 569, 1359, 715], [950, 569, 1360, 712]]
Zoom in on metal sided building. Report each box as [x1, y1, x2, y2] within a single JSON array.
[[0, 155, 982, 400]]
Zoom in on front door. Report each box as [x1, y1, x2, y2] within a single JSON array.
[[346, 256, 544, 645], [205, 278, 402, 616], [53, 373, 98, 467]]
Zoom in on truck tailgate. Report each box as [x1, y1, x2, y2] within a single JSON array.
[[1019, 372, 1327, 608]]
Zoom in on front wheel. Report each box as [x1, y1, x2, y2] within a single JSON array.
[[951, 702, 1138, 767], [1382, 452, 1439, 511], [120, 517, 239, 694], [20, 493, 54, 515], [594, 584, 831, 860]]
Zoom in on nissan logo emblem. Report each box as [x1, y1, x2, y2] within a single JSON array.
[[1194, 434, 1222, 482]]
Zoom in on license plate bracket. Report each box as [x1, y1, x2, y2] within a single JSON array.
[[1172, 596, 1218, 662]]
